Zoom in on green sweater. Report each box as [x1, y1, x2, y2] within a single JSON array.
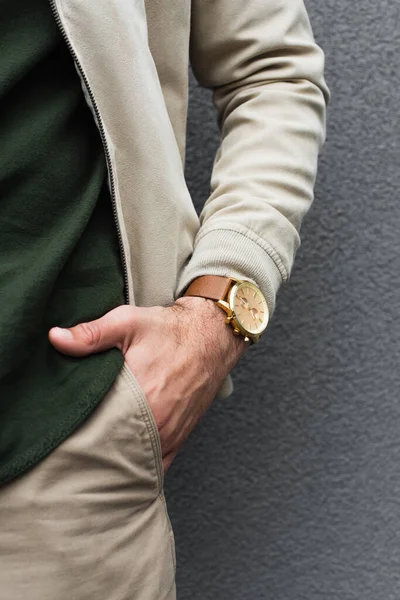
[[0, 1, 126, 483]]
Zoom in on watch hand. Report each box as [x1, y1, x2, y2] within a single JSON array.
[[238, 296, 250, 310], [249, 308, 264, 324]]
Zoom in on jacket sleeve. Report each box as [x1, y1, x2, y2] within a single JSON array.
[[175, 0, 330, 314]]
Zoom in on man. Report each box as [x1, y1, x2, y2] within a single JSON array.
[[0, 0, 329, 598]]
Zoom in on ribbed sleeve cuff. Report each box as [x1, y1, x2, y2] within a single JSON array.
[[174, 226, 285, 315]]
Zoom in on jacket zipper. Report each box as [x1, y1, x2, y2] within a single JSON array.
[[49, 0, 130, 305]]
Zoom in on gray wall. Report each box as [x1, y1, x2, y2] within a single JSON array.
[[165, 1, 400, 598]]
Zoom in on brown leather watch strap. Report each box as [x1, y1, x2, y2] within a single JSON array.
[[183, 275, 234, 302]]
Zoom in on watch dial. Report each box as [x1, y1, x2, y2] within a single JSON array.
[[232, 282, 269, 335]]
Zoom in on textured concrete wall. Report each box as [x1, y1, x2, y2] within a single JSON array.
[[165, 1, 400, 598]]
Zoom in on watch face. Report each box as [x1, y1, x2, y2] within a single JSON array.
[[230, 281, 269, 336]]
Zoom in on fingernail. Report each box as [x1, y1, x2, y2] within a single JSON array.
[[52, 327, 73, 340]]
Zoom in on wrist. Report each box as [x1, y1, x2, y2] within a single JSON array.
[[174, 295, 249, 357]]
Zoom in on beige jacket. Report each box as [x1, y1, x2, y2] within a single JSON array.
[[50, 0, 329, 397]]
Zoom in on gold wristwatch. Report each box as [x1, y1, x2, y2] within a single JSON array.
[[183, 275, 269, 345]]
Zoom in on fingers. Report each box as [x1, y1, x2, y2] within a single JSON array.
[[48, 305, 139, 357]]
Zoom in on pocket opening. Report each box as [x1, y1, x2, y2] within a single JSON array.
[[121, 362, 164, 493]]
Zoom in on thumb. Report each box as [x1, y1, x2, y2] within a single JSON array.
[[48, 305, 138, 357]]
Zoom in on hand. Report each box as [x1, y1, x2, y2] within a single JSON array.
[[48, 296, 248, 473]]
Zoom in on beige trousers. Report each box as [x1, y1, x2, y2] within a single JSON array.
[[0, 364, 176, 600]]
